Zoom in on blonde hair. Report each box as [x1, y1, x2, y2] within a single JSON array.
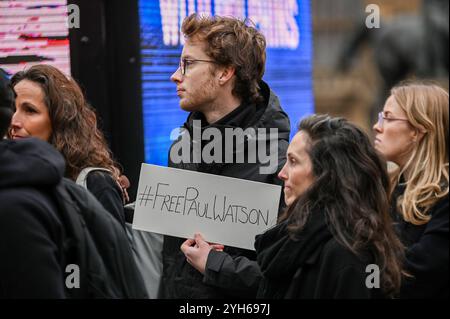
[[390, 81, 449, 225]]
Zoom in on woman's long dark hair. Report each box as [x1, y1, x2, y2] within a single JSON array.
[[280, 114, 404, 297], [10, 65, 120, 180]]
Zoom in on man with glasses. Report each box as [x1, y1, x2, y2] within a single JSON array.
[[161, 13, 291, 299]]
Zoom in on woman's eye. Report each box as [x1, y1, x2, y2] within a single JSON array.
[[24, 106, 37, 114]]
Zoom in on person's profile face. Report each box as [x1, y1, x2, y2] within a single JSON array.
[[10, 79, 52, 142], [278, 131, 315, 206], [170, 37, 220, 113], [373, 95, 416, 167]]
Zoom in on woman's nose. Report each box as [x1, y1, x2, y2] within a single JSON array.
[[10, 111, 22, 129], [373, 121, 382, 133], [278, 163, 288, 181]]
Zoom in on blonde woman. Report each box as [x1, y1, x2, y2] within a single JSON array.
[[373, 81, 449, 298]]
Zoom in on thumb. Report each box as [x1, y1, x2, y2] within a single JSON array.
[[194, 233, 208, 248], [180, 238, 195, 254]]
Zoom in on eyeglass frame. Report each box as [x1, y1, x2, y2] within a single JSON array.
[[377, 112, 409, 128], [178, 58, 217, 75]]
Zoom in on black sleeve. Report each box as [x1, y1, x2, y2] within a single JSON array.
[[86, 172, 126, 227], [400, 198, 449, 298], [203, 250, 262, 298], [0, 191, 66, 298]]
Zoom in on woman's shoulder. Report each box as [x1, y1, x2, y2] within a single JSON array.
[[320, 238, 372, 270], [85, 169, 122, 197], [427, 195, 449, 229], [85, 169, 115, 182], [83, 169, 126, 225], [431, 194, 449, 215]]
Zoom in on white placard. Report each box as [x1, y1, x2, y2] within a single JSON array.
[[132, 164, 281, 250]]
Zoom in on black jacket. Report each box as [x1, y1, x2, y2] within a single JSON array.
[[255, 211, 375, 299], [161, 81, 290, 298], [391, 183, 449, 298], [0, 138, 67, 298], [86, 171, 125, 227]]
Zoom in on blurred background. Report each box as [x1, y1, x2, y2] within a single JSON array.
[[1, 0, 448, 197], [312, 0, 449, 133]]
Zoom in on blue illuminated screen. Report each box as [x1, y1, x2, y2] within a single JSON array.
[[139, 0, 314, 166]]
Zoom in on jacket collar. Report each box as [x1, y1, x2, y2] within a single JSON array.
[[255, 210, 333, 279]]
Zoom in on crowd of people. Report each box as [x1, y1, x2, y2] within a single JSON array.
[[0, 13, 448, 299]]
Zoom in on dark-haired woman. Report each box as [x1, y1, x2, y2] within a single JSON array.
[[253, 114, 404, 298], [9, 64, 127, 225], [182, 114, 404, 298]]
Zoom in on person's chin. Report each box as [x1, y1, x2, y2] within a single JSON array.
[[284, 196, 294, 207], [374, 144, 384, 155], [180, 101, 197, 112]]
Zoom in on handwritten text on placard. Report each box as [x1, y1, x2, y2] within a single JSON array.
[[132, 164, 281, 250]]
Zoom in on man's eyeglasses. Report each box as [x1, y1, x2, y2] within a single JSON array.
[[179, 58, 217, 75], [377, 112, 409, 128]]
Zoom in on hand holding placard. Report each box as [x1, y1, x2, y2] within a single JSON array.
[[181, 233, 224, 274]]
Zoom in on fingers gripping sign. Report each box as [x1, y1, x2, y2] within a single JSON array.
[[181, 233, 224, 274]]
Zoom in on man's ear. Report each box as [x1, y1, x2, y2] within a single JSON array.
[[218, 66, 235, 85]]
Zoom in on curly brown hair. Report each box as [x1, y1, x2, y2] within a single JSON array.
[[10, 64, 120, 180], [182, 13, 266, 105]]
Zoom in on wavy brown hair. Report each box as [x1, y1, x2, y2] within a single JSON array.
[[181, 13, 266, 105], [280, 114, 404, 297], [10, 64, 120, 180], [389, 81, 449, 225]]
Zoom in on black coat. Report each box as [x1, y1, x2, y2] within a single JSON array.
[[391, 183, 449, 298], [0, 138, 146, 298], [255, 211, 376, 299], [86, 171, 125, 227], [160, 81, 290, 298], [0, 138, 67, 298]]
